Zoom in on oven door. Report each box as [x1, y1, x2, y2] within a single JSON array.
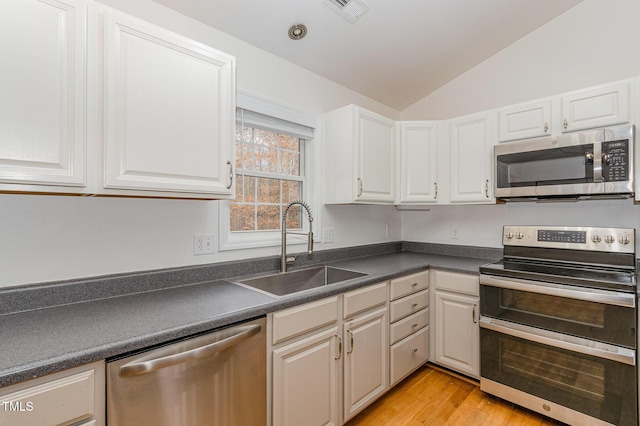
[[480, 274, 636, 348], [480, 319, 637, 426]]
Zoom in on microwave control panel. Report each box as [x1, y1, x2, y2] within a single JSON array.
[[602, 140, 629, 182]]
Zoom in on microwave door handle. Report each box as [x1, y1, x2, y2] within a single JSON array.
[[119, 324, 262, 378], [593, 143, 603, 182]]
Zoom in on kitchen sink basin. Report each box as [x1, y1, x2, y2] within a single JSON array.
[[235, 266, 368, 296]]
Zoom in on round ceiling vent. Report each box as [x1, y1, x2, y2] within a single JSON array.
[[288, 24, 307, 40]]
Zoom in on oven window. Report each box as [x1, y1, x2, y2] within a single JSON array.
[[480, 284, 636, 348], [501, 289, 604, 328], [481, 328, 638, 425], [500, 338, 604, 402]]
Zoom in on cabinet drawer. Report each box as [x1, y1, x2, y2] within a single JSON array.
[[390, 326, 429, 386], [389, 289, 428, 322], [343, 282, 387, 319], [389, 271, 428, 301], [0, 367, 96, 426], [389, 308, 428, 345], [272, 296, 338, 345], [432, 270, 478, 296]]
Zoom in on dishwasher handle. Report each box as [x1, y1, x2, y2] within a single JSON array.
[[119, 323, 262, 378]]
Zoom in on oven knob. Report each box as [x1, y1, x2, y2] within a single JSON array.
[[591, 235, 601, 243], [620, 235, 630, 245], [604, 235, 615, 244], [516, 232, 524, 239], [505, 231, 514, 239]]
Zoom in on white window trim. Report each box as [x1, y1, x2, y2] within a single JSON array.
[[219, 90, 321, 251]]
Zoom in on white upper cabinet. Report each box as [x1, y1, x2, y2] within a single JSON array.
[[498, 99, 552, 142], [448, 111, 496, 203], [101, 9, 236, 196], [396, 122, 439, 203], [324, 105, 395, 204], [0, 1, 236, 199], [0, 0, 87, 190], [561, 81, 631, 132]]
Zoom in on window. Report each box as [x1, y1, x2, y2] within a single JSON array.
[[219, 94, 317, 251], [232, 120, 305, 232]]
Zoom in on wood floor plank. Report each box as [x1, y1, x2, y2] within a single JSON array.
[[345, 365, 565, 426]]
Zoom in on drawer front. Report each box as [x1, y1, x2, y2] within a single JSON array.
[[272, 296, 338, 345], [390, 271, 428, 301], [0, 368, 96, 426], [343, 282, 387, 319], [432, 270, 479, 296], [389, 289, 428, 322], [389, 308, 428, 344], [390, 326, 429, 386]]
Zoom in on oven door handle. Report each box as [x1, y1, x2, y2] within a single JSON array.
[[480, 274, 636, 308], [480, 317, 636, 365]]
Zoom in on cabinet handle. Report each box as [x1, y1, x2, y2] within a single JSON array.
[[485, 180, 489, 198], [563, 119, 568, 129], [411, 282, 418, 288], [544, 122, 549, 133], [335, 334, 342, 360], [226, 161, 233, 189], [472, 304, 477, 324], [434, 182, 438, 199], [411, 348, 418, 353], [411, 323, 418, 328], [357, 178, 363, 197], [411, 303, 418, 309], [347, 329, 354, 354]]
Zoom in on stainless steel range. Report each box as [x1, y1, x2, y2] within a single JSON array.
[[479, 226, 637, 426]]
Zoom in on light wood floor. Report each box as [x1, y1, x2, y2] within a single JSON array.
[[346, 365, 565, 426]]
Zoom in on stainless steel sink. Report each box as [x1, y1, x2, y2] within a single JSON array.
[[234, 266, 368, 296]]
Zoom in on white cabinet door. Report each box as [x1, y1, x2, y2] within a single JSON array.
[[0, 0, 87, 189], [434, 291, 479, 378], [323, 105, 394, 204], [397, 122, 438, 203], [498, 99, 552, 142], [102, 10, 235, 196], [272, 327, 340, 426], [561, 81, 630, 133], [355, 107, 395, 203], [448, 112, 495, 203], [343, 307, 388, 422]]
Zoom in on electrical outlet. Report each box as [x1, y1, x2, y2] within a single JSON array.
[[194, 233, 215, 255], [450, 227, 460, 240], [323, 228, 334, 243]]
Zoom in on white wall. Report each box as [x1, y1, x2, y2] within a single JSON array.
[[402, 0, 640, 120], [400, 0, 640, 246], [0, 0, 401, 288]]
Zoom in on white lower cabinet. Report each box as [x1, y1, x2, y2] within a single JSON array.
[[431, 270, 480, 379], [388, 271, 429, 386], [0, 361, 105, 426], [269, 282, 389, 426]]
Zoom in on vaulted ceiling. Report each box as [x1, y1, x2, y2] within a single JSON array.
[[152, 0, 583, 110]]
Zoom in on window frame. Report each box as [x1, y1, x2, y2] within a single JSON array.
[[218, 91, 320, 251]]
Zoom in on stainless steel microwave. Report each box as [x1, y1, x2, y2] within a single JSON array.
[[494, 124, 634, 200]]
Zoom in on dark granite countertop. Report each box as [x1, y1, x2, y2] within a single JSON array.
[[0, 246, 498, 388]]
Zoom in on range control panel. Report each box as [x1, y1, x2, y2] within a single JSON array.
[[503, 225, 635, 254]]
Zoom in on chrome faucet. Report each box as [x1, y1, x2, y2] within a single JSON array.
[[281, 200, 313, 273]]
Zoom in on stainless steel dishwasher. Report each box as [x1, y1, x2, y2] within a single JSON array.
[[107, 317, 266, 426]]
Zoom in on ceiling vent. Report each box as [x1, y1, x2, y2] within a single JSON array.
[[323, 0, 369, 23]]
